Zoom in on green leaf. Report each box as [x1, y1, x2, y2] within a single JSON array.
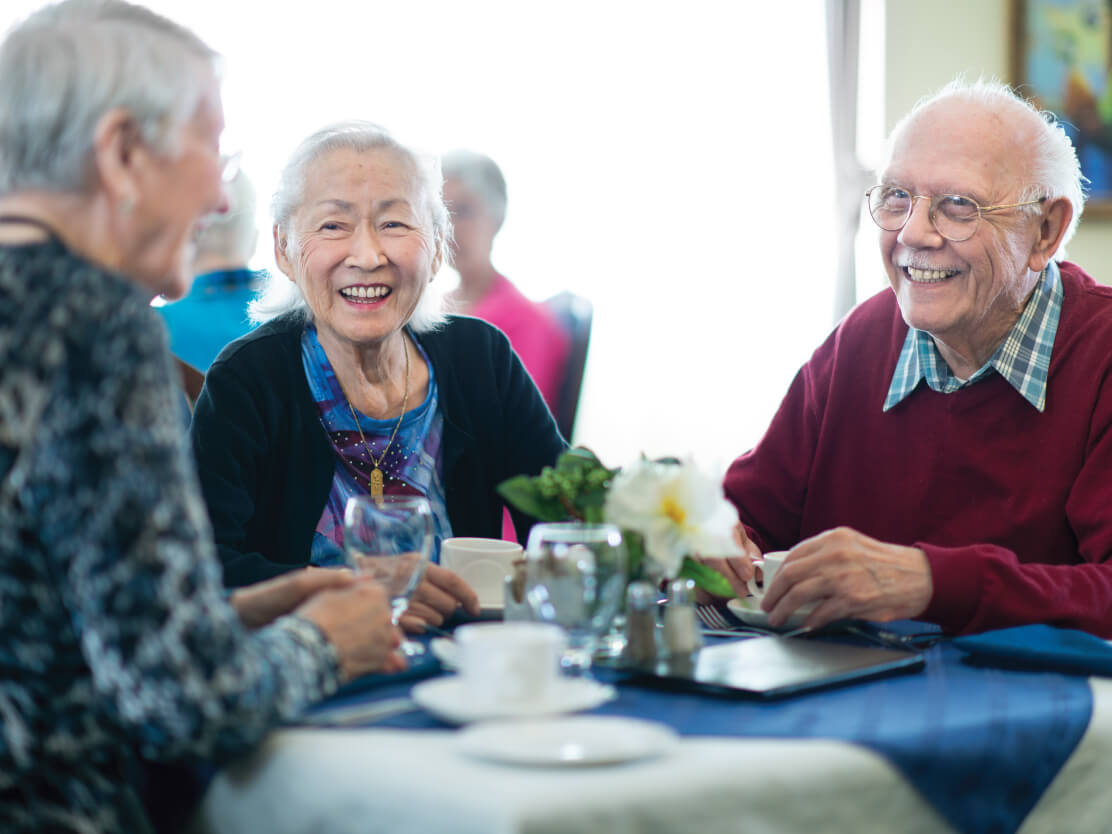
[[559, 446, 603, 468], [582, 505, 606, 524], [678, 556, 734, 598], [496, 476, 568, 522]]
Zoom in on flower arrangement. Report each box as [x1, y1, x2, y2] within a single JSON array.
[[497, 447, 739, 596]]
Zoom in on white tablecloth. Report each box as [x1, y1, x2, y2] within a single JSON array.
[[193, 678, 1112, 834]]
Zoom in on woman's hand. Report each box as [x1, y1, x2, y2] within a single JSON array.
[[230, 567, 360, 630], [400, 563, 481, 632], [295, 578, 407, 681], [696, 522, 762, 600]]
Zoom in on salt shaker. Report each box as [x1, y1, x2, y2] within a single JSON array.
[[662, 577, 703, 657], [624, 581, 659, 666]]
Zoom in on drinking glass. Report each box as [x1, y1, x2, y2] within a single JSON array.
[[343, 494, 433, 657], [523, 522, 627, 677]]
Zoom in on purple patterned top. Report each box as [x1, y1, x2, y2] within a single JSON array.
[[301, 325, 452, 565]]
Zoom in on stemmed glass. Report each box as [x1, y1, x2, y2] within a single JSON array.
[[343, 494, 433, 657], [523, 522, 627, 677]]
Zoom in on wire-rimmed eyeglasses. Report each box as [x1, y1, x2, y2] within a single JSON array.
[[865, 185, 1046, 242]]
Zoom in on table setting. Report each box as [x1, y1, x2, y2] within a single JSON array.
[[195, 451, 1112, 834]]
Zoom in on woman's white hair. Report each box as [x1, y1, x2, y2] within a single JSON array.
[[884, 78, 1086, 261], [441, 149, 508, 229], [193, 169, 257, 265], [250, 121, 451, 332], [0, 0, 218, 194]]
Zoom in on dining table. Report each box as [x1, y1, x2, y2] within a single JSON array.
[[191, 614, 1112, 834]]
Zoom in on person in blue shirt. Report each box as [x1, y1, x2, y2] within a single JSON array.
[[157, 167, 263, 371]]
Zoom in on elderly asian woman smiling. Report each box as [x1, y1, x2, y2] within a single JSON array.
[[190, 121, 566, 630]]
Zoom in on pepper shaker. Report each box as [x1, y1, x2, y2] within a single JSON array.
[[624, 581, 659, 666]]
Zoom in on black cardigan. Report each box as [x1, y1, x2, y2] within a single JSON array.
[[190, 313, 566, 587]]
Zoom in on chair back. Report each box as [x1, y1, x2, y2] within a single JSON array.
[[175, 356, 205, 411], [544, 292, 593, 440]]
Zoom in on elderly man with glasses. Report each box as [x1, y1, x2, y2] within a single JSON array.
[[706, 78, 1112, 636]]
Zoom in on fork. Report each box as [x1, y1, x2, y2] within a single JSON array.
[[695, 604, 734, 630], [696, 603, 816, 640]]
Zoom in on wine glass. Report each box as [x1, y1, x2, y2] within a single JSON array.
[[343, 494, 433, 657], [523, 522, 627, 677]]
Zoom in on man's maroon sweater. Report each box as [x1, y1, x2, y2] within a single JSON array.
[[725, 262, 1112, 635]]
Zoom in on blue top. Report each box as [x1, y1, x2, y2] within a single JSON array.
[[156, 267, 263, 371]]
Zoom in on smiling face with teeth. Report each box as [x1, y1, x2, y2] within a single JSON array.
[[879, 98, 1066, 378], [275, 146, 441, 356]]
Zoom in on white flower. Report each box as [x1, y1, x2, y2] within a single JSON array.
[[604, 458, 742, 578]]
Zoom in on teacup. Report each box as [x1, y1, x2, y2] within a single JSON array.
[[439, 537, 524, 609], [746, 550, 816, 616], [453, 622, 566, 703], [746, 551, 790, 600]]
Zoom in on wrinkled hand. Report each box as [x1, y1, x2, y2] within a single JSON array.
[[296, 578, 406, 681], [400, 563, 481, 633], [231, 567, 359, 630], [696, 522, 763, 600], [761, 527, 932, 629]]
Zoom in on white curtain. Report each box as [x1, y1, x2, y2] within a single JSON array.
[[826, 0, 875, 320]]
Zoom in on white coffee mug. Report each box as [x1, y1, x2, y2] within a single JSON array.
[[746, 550, 790, 600], [453, 622, 566, 703], [440, 537, 524, 610]]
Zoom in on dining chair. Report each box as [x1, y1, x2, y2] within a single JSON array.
[[543, 291, 593, 441], [175, 356, 205, 411]]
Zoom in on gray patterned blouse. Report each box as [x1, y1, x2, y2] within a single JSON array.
[[0, 238, 342, 832]]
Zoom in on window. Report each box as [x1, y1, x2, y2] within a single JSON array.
[[5, 0, 840, 468]]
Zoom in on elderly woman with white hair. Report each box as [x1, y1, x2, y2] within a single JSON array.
[[0, 3, 405, 832], [189, 122, 566, 627], [442, 149, 570, 412]]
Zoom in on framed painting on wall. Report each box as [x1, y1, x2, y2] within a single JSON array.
[[1012, 0, 1112, 214]]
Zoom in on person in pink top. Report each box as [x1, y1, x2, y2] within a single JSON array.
[[703, 80, 1112, 637], [442, 150, 570, 413]]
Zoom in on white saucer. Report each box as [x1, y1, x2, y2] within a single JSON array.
[[429, 637, 459, 670], [458, 716, 678, 766], [411, 676, 616, 725], [726, 596, 813, 631]]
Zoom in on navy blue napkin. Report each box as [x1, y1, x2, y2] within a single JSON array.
[[954, 624, 1112, 676]]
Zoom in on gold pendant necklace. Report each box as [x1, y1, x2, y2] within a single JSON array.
[[347, 339, 411, 501]]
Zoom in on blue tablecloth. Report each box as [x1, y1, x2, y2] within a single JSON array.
[[305, 626, 1093, 834]]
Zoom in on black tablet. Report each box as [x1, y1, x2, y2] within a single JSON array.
[[638, 635, 925, 698]]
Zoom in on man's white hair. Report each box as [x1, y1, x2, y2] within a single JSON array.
[[883, 78, 1086, 261]]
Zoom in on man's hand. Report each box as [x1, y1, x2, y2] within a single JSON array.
[[400, 563, 481, 632], [760, 527, 932, 629], [696, 522, 763, 599], [230, 568, 359, 630]]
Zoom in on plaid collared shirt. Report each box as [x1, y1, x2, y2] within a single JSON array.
[[883, 262, 1061, 413]]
